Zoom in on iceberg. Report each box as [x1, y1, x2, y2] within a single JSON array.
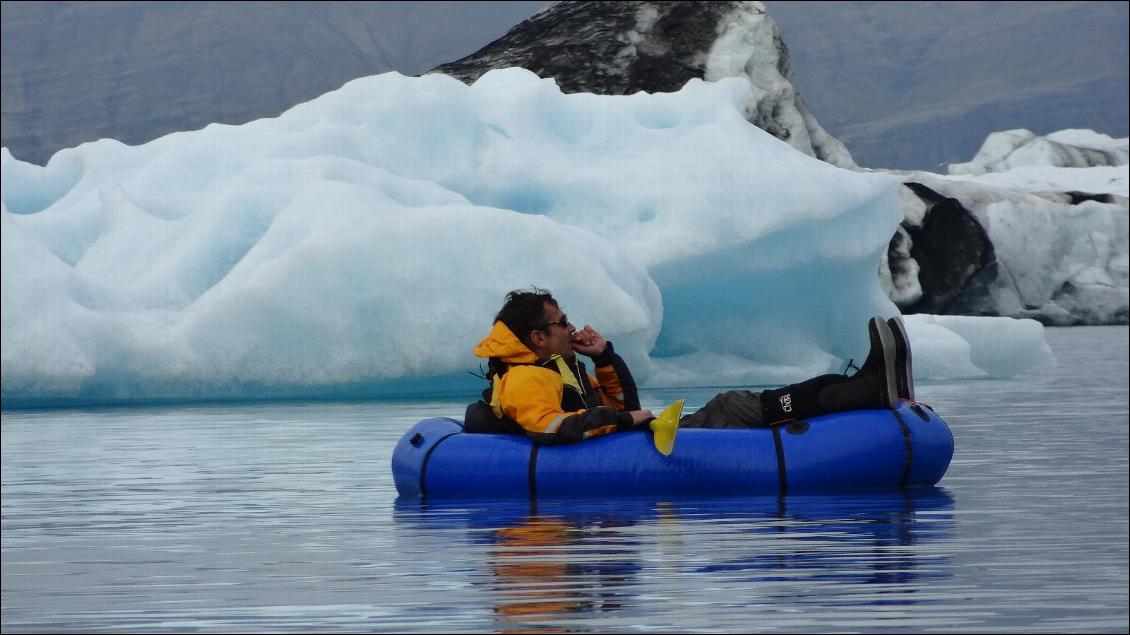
[[882, 128, 1130, 326], [948, 129, 1129, 175], [1, 69, 1054, 406]]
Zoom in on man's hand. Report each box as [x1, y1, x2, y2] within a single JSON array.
[[629, 410, 655, 426], [570, 325, 608, 357]]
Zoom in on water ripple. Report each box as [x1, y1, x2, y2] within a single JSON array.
[[3, 328, 1128, 632]]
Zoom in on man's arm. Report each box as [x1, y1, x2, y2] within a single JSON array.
[[572, 326, 641, 411], [499, 366, 641, 444], [590, 342, 641, 410]]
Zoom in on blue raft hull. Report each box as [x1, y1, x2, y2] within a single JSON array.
[[392, 400, 954, 498]]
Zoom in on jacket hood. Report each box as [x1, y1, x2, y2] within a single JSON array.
[[473, 320, 538, 363]]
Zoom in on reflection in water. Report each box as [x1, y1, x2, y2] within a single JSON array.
[[393, 489, 954, 631], [489, 513, 639, 632], [694, 491, 953, 592]]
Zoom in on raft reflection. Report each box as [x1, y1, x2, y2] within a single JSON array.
[[393, 488, 954, 632]]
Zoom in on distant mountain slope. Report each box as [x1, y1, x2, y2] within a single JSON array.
[[2, 1, 1126, 171], [1, 1, 549, 165], [763, 0, 1129, 170]]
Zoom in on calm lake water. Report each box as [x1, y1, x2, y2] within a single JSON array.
[[3, 326, 1127, 632]]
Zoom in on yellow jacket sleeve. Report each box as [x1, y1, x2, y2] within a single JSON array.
[[499, 366, 632, 444], [589, 342, 641, 410]]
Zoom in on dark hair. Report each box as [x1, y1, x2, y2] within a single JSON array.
[[495, 287, 558, 349]]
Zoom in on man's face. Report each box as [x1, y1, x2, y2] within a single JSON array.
[[538, 301, 576, 358]]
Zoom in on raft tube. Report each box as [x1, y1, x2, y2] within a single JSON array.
[[392, 400, 954, 498]]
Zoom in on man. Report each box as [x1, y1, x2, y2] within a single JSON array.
[[468, 288, 913, 443], [467, 288, 652, 443]]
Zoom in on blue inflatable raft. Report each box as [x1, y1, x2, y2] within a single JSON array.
[[392, 400, 954, 498]]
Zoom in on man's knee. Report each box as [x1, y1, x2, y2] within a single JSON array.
[[684, 389, 764, 428]]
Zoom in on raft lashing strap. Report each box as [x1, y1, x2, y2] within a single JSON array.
[[527, 445, 541, 498], [890, 407, 914, 487], [418, 431, 462, 498], [771, 426, 788, 495]]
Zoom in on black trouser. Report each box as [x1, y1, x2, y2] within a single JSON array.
[[678, 373, 849, 429]]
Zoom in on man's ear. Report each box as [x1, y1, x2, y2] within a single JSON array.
[[528, 329, 546, 349]]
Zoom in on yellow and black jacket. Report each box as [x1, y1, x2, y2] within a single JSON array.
[[469, 321, 640, 444]]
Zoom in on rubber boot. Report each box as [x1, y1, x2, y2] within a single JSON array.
[[761, 374, 844, 423], [760, 317, 899, 424], [887, 315, 915, 401], [817, 316, 898, 412]]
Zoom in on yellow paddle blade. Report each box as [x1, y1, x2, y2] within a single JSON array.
[[649, 399, 684, 457]]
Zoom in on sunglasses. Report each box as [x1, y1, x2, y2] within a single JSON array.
[[541, 314, 570, 330]]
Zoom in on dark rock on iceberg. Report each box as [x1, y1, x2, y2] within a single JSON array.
[[1061, 192, 1123, 206], [896, 183, 996, 316], [431, 0, 855, 168], [435, 2, 721, 96]]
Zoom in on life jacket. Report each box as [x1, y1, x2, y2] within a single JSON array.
[[467, 320, 638, 443], [465, 353, 605, 434]]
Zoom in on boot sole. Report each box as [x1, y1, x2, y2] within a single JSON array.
[[887, 316, 915, 401], [869, 317, 899, 409]]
